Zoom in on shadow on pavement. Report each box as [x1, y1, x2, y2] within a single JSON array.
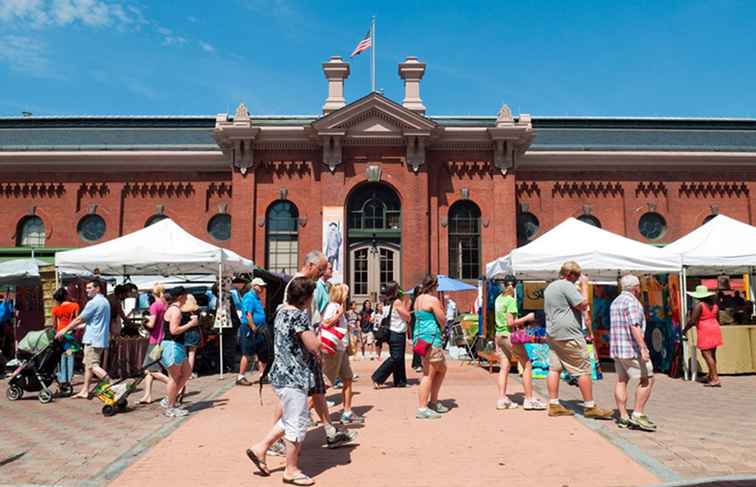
[[0, 451, 26, 467], [298, 429, 359, 478], [186, 398, 229, 413]]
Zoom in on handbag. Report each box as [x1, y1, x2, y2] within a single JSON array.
[[373, 303, 393, 343], [413, 338, 433, 357], [148, 343, 163, 362], [510, 328, 532, 345]]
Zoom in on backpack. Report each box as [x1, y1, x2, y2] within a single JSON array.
[[373, 302, 393, 343]]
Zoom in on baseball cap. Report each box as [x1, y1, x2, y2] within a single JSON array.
[[251, 277, 267, 287]]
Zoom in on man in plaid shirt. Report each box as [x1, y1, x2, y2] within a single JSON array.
[[610, 275, 656, 431]]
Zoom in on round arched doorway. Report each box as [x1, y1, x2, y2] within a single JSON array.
[[346, 182, 401, 304]]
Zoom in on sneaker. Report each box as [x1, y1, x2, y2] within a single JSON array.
[[416, 407, 442, 420], [428, 401, 450, 414], [267, 440, 286, 457], [631, 414, 657, 432], [340, 411, 366, 425], [547, 403, 575, 417], [414, 366, 423, 373], [523, 398, 547, 411], [236, 377, 252, 386], [333, 381, 343, 390], [326, 400, 336, 408], [190, 372, 198, 380], [163, 407, 189, 418], [326, 430, 357, 448], [160, 398, 170, 409], [617, 417, 634, 429], [584, 405, 614, 420], [496, 399, 518, 410]]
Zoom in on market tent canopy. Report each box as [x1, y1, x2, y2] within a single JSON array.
[[662, 215, 756, 276], [55, 219, 254, 276], [0, 258, 44, 286], [437, 275, 477, 292], [485, 217, 680, 280]]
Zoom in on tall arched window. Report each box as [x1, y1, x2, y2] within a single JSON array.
[[448, 201, 481, 280], [347, 183, 401, 232], [16, 216, 46, 247], [266, 201, 299, 275]]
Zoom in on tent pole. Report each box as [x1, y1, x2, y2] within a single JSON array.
[[750, 267, 756, 320], [679, 268, 690, 381], [218, 262, 224, 380]]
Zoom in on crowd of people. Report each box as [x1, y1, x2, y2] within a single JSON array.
[[24, 247, 731, 485]]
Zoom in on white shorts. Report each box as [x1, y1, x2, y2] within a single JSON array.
[[274, 387, 309, 443]]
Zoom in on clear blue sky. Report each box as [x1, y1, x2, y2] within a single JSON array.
[[2, 0, 756, 117]]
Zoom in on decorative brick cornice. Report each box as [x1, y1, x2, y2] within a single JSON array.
[[444, 160, 491, 176], [123, 182, 195, 198], [207, 182, 232, 198], [679, 181, 749, 197], [552, 181, 623, 197], [0, 182, 65, 198], [516, 181, 541, 198], [78, 182, 109, 198], [635, 181, 667, 198]]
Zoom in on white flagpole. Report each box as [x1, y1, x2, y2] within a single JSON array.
[[371, 16, 376, 93]]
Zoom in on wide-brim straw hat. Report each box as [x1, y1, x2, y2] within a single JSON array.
[[686, 285, 716, 300], [180, 293, 199, 313]]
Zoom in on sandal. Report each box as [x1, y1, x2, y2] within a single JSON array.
[[283, 473, 315, 486], [704, 382, 722, 388], [245, 449, 270, 477]]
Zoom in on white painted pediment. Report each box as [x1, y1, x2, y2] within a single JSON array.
[[312, 92, 437, 134], [348, 116, 402, 135]]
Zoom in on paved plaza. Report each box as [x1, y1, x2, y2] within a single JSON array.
[[1, 358, 755, 487]]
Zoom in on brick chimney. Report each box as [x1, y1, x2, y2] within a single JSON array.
[[398, 56, 426, 114], [322, 56, 350, 115]]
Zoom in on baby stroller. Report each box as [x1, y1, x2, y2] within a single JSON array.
[[88, 355, 161, 417], [6, 328, 69, 403]]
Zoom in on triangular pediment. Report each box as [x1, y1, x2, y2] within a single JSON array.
[[312, 92, 437, 134]]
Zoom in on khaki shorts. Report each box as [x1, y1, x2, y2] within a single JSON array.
[[495, 334, 525, 362], [614, 357, 654, 381], [83, 345, 105, 369], [426, 346, 445, 364], [548, 338, 592, 377], [323, 349, 354, 385]]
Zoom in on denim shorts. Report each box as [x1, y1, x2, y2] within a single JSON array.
[[184, 329, 200, 348], [160, 340, 187, 369], [238, 327, 255, 356]]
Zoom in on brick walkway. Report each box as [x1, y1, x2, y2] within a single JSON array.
[[0, 371, 235, 486], [108, 358, 658, 487], [529, 365, 756, 482]]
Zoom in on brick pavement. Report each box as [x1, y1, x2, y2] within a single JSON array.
[[108, 358, 658, 487], [0, 371, 235, 486], [529, 365, 756, 483]]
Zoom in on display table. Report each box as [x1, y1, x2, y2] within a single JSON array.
[[691, 325, 756, 374]]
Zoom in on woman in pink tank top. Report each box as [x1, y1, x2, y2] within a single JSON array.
[[683, 285, 723, 387]]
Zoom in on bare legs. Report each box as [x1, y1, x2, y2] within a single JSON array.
[[547, 370, 593, 402], [139, 370, 168, 403], [74, 363, 108, 398], [417, 357, 447, 407], [615, 376, 655, 417], [166, 361, 191, 408], [701, 349, 720, 385]]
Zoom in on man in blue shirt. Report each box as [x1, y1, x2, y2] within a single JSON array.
[[56, 279, 111, 399], [246, 278, 268, 377]]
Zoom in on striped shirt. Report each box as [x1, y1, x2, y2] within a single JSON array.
[[609, 291, 646, 359]]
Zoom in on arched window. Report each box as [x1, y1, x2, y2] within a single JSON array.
[[638, 212, 667, 241], [16, 216, 45, 247], [347, 183, 401, 232], [448, 201, 481, 280], [266, 201, 299, 275], [577, 214, 601, 228], [145, 214, 169, 227]]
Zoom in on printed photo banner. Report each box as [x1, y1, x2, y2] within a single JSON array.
[[322, 206, 345, 284]]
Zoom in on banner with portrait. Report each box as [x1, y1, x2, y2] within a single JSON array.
[[322, 206, 345, 283]]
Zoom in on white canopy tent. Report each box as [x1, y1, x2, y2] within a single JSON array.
[[55, 219, 255, 377], [55, 218, 253, 276], [485, 217, 680, 280], [661, 214, 756, 380], [0, 258, 43, 287]]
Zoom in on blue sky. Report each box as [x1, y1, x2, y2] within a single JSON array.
[[1, 0, 756, 117]]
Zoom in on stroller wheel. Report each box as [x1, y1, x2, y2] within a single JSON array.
[[102, 405, 116, 417], [38, 389, 54, 404], [116, 398, 128, 412], [6, 385, 23, 401]]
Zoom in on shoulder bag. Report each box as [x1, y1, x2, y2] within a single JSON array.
[[373, 302, 393, 343]]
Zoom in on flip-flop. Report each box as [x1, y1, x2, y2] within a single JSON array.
[[245, 449, 270, 477], [282, 474, 315, 486]]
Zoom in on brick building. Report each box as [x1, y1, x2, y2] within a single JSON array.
[[2, 55, 756, 307]]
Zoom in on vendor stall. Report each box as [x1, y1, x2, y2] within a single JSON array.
[[484, 218, 681, 377], [662, 214, 756, 377], [55, 219, 255, 377]]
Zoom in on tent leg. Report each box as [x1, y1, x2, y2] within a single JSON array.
[[679, 269, 690, 381], [218, 263, 224, 380]]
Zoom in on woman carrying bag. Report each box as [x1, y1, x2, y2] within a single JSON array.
[[371, 281, 410, 388], [412, 274, 448, 419]]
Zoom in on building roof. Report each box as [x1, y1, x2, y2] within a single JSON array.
[[2, 114, 756, 152]]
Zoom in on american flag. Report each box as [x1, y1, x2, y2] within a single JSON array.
[[351, 29, 372, 57]]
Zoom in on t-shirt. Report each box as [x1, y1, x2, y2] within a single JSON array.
[[148, 299, 167, 345], [544, 279, 585, 341], [283, 272, 320, 328], [494, 294, 518, 336], [268, 307, 314, 391], [80, 293, 111, 348], [322, 302, 349, 349], [52, 302, 80, 333], [242, 290, 266, 328], [359, 309, 373, 333], [314, 280, 329, 315]]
